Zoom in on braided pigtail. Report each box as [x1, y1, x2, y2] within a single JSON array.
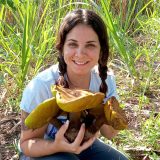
[[56, 55, 69, 88], [98, 62, 108, 96]]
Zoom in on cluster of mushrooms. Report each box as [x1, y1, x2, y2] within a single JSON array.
[[25, 85, 128, 142]]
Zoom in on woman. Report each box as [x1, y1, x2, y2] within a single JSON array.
[[20, 9, 128, 160]]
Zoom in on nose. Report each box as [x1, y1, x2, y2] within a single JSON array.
[[75, 47, 86, 57]]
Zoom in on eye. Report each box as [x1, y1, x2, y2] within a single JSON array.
[[68, 43, 78, 48], [86, 44, 96, 48]]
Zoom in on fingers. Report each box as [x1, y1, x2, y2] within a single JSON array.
[[56, 120, 69, 138], [73, 123, 85, 145], [79, 131, 98, 152], [74, 135, 96, 154], [56, 121, 97, 154], [79, 136, 96, 152], [70, 136, 96, 154]]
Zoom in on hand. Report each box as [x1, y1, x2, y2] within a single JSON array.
[[54, 120, 97, 154]]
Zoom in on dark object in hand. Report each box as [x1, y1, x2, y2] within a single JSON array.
[[51, 97, 128, 143]]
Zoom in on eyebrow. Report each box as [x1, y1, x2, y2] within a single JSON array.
[[86, 41, 97, 43], [67, 39, 97, 43], [67, 39, 77, 42]]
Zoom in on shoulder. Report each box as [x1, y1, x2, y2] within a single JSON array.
[[25, 64, 60, 94], [91, 65, 115, 83], [36, 64, 59, 83], [91, 65, 118, 100], [20, 64, 60, 113]]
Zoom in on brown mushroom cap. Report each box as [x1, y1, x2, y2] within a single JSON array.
[[104, 96, 128, 130], [52, 85, 105, 112]]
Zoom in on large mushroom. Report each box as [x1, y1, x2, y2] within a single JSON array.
[[25, 85, 128, 142]]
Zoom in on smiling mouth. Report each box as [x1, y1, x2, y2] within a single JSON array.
[[73, 60, 89, 65]]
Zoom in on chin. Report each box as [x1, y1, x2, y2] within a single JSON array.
[[73, 70, 89, 76]]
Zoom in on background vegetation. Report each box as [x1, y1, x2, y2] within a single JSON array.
[[0, 0, 160, 159]]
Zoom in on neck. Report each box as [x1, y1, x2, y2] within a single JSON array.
[[67, 73, 91, 90]]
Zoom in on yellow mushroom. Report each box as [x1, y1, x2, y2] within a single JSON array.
[[51, 85, 105, 112], [25, 97, 59, 129]]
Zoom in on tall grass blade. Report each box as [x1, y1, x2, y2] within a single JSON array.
[[95, 0, 137, 76]]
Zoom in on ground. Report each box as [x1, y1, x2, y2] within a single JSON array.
[[0, 108, 20, 160]]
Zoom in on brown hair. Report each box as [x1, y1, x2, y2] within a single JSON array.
[[56, 9, 109, 95]]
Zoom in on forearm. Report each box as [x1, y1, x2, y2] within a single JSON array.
[[20, 110, 58, 157], [21, 138, 58, 157], [100, 124, 119, 139]]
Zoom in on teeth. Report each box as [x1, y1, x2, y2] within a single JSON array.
[[74, 61, 87, 65]]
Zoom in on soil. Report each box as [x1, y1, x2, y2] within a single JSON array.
[[0, 108, 21, 160]]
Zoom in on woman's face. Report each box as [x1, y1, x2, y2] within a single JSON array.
[[63, 24, 100, 76]]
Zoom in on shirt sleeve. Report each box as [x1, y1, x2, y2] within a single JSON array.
[[104, 74, 119, 103], [90, 68, 119, 101], [20, 78, 53, 113]]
